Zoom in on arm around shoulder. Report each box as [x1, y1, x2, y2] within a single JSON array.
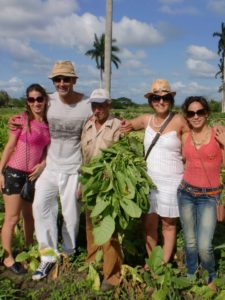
[[176, 113, 190, 135], [120, 114, 150, 133]]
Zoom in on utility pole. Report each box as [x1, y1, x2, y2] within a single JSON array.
[[104, 0, 113, 95]]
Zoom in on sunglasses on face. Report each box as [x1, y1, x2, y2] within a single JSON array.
[[186, 108, 207, 118], [52, 76, 72, 83], [27, 96, 45, 103], [148, 94, 173, 104]]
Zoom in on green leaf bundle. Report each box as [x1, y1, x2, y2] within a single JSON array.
[[79, 132, 155, 245]]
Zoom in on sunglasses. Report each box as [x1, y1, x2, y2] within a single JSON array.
[[27, 96, 45, 103], [52, 76, 72, 83], [149, 94, 173, 103], [186, 109, 207, 118]]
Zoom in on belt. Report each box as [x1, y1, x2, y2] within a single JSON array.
[[180, 180, 223, 196]]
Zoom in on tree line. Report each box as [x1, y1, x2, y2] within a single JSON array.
[[0, 90, 25, 108], [0, 90, 221, 112]]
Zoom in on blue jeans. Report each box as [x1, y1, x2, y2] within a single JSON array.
[[177, 184, 218, 282]]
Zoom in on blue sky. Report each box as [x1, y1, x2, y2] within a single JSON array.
[[0, 0, 224, 105]]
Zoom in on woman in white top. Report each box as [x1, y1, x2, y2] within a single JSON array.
[[121, 79, 189, 264]]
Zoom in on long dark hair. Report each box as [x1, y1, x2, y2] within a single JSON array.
[[181, 96, 210, 115], [25, 84, 48, 128]]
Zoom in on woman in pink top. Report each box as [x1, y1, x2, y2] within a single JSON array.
[[178, 96, 225, 292], [0, 84, 50, 274]]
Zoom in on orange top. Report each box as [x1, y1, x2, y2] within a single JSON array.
[[183, 129, 222, 188]]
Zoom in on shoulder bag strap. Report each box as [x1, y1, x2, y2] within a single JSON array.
[[145, 112, 175, 160]]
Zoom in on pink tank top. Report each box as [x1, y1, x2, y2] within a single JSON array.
[[183, 129, 222, 188], [7, 113, 50, 173]]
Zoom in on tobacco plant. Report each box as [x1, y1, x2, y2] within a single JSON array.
[[79, 132, 155, 245]]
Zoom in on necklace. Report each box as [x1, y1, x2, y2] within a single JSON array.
[[191, 128, 211, 146], [151, 112, 171, 128]]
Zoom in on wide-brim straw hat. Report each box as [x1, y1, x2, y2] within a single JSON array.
[[144, 79, 176, 99], [48, 60, 78, 79]]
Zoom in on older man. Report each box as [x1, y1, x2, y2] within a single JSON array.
[[81, 88, 123, 291], [32, 61, 92, 280]]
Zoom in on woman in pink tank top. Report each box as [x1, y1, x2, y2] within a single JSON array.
[[178, 96, 225, 292], [0, 84, 50, 275]]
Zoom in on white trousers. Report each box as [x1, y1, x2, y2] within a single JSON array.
[[33, 168, 80, 257]]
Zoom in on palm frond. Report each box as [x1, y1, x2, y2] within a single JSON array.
[[85, 33, 121, 80]]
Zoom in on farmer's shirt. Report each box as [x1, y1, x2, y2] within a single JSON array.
[[81, 115, 121, 164]]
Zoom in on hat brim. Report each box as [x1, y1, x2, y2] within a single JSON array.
[[88, 98, 110, 103], [144, 91, 176, 99], [48, 73, 78, 79]]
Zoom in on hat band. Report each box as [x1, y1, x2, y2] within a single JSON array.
[[153, 89, 171, 93]]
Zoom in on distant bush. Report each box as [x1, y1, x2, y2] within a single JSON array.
[[112, 97, 138, 109]]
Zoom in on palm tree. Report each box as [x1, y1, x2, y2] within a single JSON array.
[[85, 33, 121, 85], [213, 22, 225, 112]]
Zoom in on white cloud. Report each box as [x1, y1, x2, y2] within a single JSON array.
[[186, 58, 217, 78], [0, 2, 165, 57], [0, 0, 79, 34], [39, 14, 164, 51], [0, 38, 49, 63], [186, 45, 217, 60], [0, 77, 24, 97], [114, 17, 164, 47], [172, 81, 219, 104], [125, 59, 143, 69], [40, 13, 105, 51], [120, 49, 147, 60], [77, 64, 99, 80], [172, 81, 186, 91], [160, 5, 198, 15], [115, 49, 152, 78], [208, 0, 225, 15]]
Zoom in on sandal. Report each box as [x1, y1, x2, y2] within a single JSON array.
[[5, 262, 27, 275]]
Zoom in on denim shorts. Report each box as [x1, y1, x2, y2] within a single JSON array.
[[3, 166, 28, 195]]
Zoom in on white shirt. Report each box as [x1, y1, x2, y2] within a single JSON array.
[[46, 92, 92, 173]]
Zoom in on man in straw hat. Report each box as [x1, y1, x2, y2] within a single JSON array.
[[31, 60, 92, 280]]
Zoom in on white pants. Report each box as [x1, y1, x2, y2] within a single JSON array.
[[33, 168, 80, 257]]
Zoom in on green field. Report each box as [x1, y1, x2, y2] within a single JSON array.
[[1, 108, 225, 299]]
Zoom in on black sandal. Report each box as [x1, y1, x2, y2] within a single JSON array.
[[6, 262, 27, 274]]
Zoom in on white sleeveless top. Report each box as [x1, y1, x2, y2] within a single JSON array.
[[144, 117, 183, 217]]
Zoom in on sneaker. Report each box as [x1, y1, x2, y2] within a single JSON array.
[[32, 261, 55, 280]]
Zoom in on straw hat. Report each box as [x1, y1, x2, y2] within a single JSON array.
[[48, 60, 78, 79], [144, 79, 176, 99]]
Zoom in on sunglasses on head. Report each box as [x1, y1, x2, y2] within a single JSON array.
[[52, 76, 71, 83], [186, 108, 207, 118], [27, 96, 45, 103], [149, 94, 173, 103]]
